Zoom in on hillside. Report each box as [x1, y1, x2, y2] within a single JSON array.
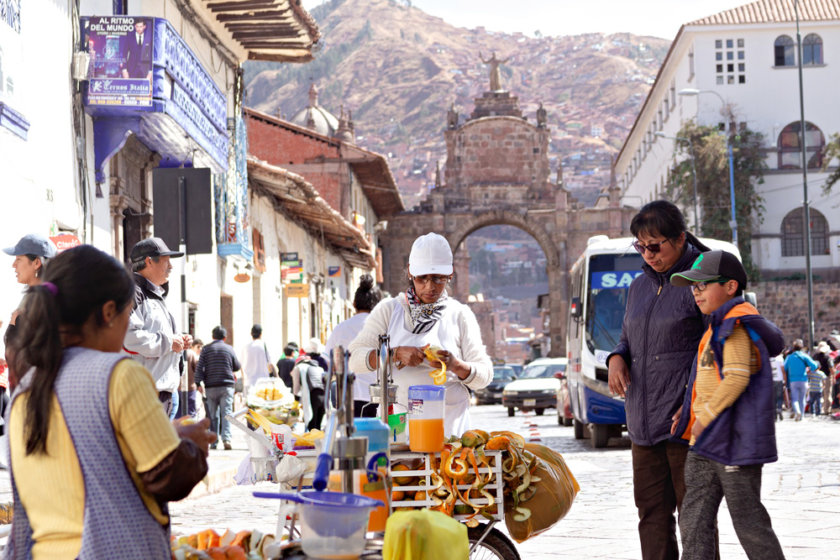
[[244, 0, 670, 210]]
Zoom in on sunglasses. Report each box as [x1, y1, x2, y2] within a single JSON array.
[[412, 275, 450, 286], [633, 239, 673, 255], [690, 278, 731, 293]]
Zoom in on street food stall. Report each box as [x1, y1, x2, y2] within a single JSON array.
[[170, 338, 579, 560]]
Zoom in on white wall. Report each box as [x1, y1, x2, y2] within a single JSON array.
[[618, 21, 840, 273], [0, 0, 77, 331]]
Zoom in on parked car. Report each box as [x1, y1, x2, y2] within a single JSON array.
[[474, 365, 517, 404], [502, 357, 567, 417]]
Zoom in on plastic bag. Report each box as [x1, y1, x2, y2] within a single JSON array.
[[383, 509, 469, 560], [504, 443, 580, 543]]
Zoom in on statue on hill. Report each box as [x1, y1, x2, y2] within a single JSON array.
[[479, 51, 509, 92]]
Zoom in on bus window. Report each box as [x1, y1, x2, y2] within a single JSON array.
[[585, 253, 643, 356]]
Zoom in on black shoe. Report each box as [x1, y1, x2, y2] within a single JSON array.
[[210, 444, 218, 450]]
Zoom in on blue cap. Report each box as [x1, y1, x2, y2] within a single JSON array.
[[3, 234, 57, 258]]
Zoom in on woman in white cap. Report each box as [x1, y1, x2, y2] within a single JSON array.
[[348, 232, 492, 437]]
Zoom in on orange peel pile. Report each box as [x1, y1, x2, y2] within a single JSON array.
[[423, 345, 447, 385]]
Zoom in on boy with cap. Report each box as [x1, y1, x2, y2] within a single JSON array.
[[123, 237, 192, 419], [669, 250, 786, 559]]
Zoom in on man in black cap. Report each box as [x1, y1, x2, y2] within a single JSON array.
[[123, 237, 192, 419]]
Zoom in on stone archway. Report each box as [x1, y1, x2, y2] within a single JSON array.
[[379, 78, 635, 356]]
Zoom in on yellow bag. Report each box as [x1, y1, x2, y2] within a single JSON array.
[[383, 509, 469, 560], [504, 443, 580, 543]]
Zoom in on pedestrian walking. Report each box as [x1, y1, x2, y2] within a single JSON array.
[[325, 274, 383, 417], [670, 249, 786, 559], [292, 338, 328, 431], [276, 342, 298, 390], [180, 338, 203, 419], [241, 324, 276, 390], [123, 237, 192, 420], [195, 326, 241, 450], [5, 245, 214, 558], [813, 341, 835, 415], [770, 354, 786, 421], [806, 366, 827, 417], [606, 200, 712, 560], [783, 340, 819, 421]]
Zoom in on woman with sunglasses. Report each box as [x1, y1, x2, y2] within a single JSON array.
[[349, 232, 492, 437], [606, 200, 712, 560]]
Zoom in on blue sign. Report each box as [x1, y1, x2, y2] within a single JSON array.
[[84, 16, 154, 107], [81, 17, 229, 179], [591, 271, 642, 289]]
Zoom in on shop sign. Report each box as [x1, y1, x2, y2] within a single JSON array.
[[50, 234, 82, 252], [83, 16, 153, 107], [285, 283, 309, 298], [328, 266, 341, 278]]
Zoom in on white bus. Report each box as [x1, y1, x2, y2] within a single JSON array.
[[565, 235, 742, 448]]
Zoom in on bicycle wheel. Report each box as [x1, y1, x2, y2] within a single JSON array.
[[468, 525, 520, 560]]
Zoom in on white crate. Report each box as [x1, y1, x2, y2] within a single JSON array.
[[389, 449, 504, 522]]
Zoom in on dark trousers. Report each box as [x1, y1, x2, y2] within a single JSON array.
[[773, 381, 785, 415], [807, 391, 822, 416], [354, 400, 378, 418], [680, 451, 784, 560], [632, 440, 687, 560], [307, 387, 325, 431]]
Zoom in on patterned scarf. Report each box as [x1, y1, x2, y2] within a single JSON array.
[[406, 284, 448, 334]]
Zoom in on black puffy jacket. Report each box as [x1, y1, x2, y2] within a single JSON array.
[[607, 241, 708, 446]]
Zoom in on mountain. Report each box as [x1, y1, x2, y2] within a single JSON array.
[[244, 0, 670, 210]]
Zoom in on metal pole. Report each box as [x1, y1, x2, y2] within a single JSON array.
[[795, 0, 815, 349], [690, 147, 699, 233], [728, 142, 737, 247]]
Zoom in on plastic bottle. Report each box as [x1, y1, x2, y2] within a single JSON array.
[[407, 385, 445, 453], [354, 418, 391, 532]]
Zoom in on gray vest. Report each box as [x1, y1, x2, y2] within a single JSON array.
[[6, 347, 170, 559]]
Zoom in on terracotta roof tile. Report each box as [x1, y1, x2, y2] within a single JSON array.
[[688, 0, 840, 26]]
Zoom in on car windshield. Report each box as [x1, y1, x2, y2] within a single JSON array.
[[520, 363, 566, 379], [492, 367, 516, 381]]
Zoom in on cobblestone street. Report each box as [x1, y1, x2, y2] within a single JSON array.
[[170, 405, 840, 559]]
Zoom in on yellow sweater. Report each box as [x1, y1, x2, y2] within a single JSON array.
[[691, 324, 759, 445], [9, 359, 181, 559]]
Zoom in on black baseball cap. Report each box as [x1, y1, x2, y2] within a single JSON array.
[[671, 250, 747, 290], [129, 237, 183, 262]]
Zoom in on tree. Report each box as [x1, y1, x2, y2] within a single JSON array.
[[820, 132, 840, 193], [663, 120, 767, 277]]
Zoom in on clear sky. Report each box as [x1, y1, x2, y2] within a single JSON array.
[[302, 0, 751, 39]]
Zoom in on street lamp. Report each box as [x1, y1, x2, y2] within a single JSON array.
[[655, 131, 699, 232], [678, 88, 738, 248]]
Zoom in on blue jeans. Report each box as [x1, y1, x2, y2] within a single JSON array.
[[168, 389, 180, 421], [205, 386, 235, 443], [789, 381, 808, 417]]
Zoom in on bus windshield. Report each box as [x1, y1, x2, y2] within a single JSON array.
[[585, 253, 643, 355]]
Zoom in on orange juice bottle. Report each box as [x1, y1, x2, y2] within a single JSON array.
[[407, 385, 446, 453]]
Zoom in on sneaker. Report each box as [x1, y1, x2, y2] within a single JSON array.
[[795, 413, 802, 421], [224, 442, 232, 450], [210, 444, 218, 450]]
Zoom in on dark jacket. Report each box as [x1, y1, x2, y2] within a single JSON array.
[[195, 339, 241, 389], [673, 298, 785, 466], [608, 240, 708, 446]]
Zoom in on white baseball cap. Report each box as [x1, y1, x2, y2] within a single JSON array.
[[409, 233, 453, 276]]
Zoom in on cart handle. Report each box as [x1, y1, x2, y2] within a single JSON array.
[[252, 491, 306, 503]]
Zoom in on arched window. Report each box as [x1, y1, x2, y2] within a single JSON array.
[[774, 35, 795, 66], [781, 207, 829, 256], [803, 33, 824, 65], [777, 121, 824, 169]]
